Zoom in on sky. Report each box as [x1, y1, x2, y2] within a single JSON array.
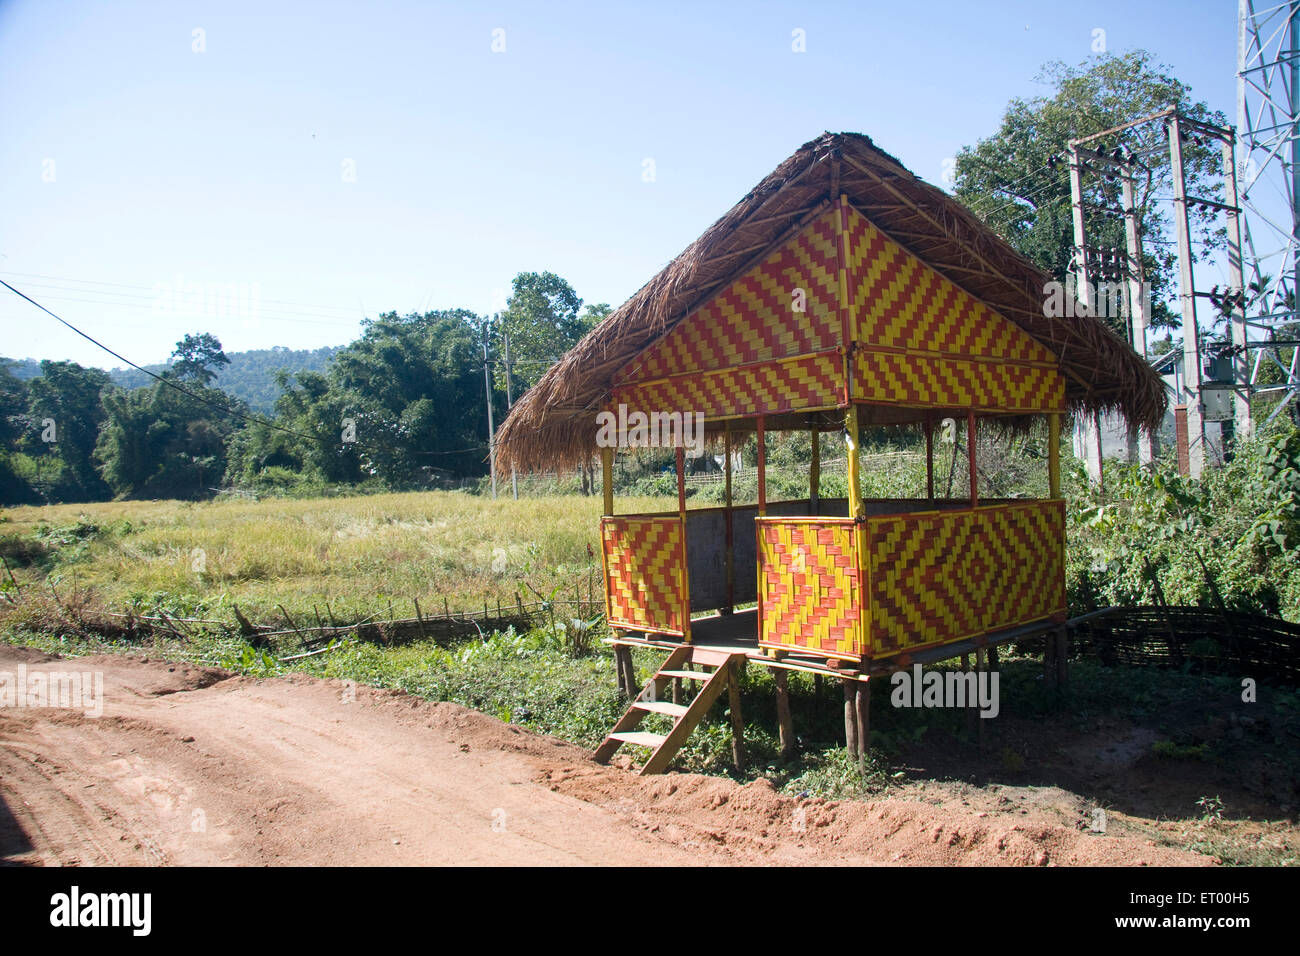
[[0, 0, 1240, 370]]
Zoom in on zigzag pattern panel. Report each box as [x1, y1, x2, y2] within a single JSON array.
[[602, 516, 685, 635], [864, 501, 1065, 657], [612, 351, 843, 421], [757, 519, 863, 659], [844, 206, 1057, 364], [615, 208, 843, 385], [853, 349, 1065, 413]]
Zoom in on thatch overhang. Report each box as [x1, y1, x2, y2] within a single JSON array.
[[496, 131, 1166, 474]]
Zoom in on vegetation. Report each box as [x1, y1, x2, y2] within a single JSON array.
[[953, 50, 1228, 338]]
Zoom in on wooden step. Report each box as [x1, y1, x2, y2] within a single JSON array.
[[631, 700, 690, 717], [609, 731, 667, 748], [657, 669, 711, 681], [690, 647, 742, 667]]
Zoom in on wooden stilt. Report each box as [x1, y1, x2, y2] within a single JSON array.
[[774, 668, 795, 761], [1056, 630, 1070, 687], [727, 659, 746, 770], [855, 679, 871, 772], [843, 678, 859, 758], [963, 652, 977, 737], [1043, 630, 1058, 690], [617, 644, 637, 698], [974, 647, 987, 747]]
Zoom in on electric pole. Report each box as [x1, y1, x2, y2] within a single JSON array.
[[483, 318, 497, 499], [503, 327, 518, 499]]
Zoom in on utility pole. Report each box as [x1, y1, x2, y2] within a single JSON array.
[[1121, 158, 1157, 465], [1069, 143, 1105, 486], [1169, 114, 1207, 478], [1223, 133, 1252, 439], [483, 318, 497, 499], [503, 327, 518, 500]]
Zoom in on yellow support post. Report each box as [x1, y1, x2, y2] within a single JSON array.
[[724, 421, 734, 613], [676, 445, 691, 643], [846, 403, 866, 658], [845, 404, 863, 520], [1048, 413, 1061, 498]]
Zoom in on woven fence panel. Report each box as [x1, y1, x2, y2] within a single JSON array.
[[612, 350, 843, 422], [757, 518, 863, 658], [615, 208, 842, 385], [601, 515, 685, 635], [865, 501, 1065, 657]]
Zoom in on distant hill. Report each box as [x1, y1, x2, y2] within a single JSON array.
[[3, 346, 341, 414]]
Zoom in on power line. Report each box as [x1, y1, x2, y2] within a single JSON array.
[[3, 279, 501, 465], [0, 270, 364, 315], [0, 278, 338, 448]]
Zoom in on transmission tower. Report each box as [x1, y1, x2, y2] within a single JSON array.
[[1238, 0, 1300, 425]]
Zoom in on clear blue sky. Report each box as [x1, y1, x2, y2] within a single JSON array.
[[0, 0, 1236, 369]]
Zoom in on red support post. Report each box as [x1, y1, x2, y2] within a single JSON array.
[[967, 409, 978, 506]]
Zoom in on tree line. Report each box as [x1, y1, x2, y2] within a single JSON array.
[[0, 272, 609, 504]]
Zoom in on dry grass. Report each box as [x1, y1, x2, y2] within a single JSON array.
[[0, 491, 665, 624]]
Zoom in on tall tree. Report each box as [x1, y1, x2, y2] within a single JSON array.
[[227, 310, 492, 488], [170, 332, 231, 385], [26, 360, 112, 501], [495, 272, 585, 392], [95, 380, 241, 499], [953, 51, 1229, 337]]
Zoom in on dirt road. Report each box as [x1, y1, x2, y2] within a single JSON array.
[[0, 645, 1211, 866]]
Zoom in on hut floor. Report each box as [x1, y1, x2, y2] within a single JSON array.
[[606, 609, 1063, 680]]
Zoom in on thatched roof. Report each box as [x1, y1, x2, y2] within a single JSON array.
[[496, 132, 1166, 474]]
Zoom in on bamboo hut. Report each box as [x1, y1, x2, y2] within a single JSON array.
[[495, 132, 1165, 774]]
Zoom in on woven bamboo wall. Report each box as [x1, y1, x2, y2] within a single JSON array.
[[610, 207, 845, 420], [844, 205, 1066, 414], [756, 517, 864, 659], [601, 515, 685, 636], [863, 500, 1066, 657]]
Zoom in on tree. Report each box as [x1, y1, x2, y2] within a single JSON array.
[[495, 272, 586, 393], [953, 51, 1229, 337], [226, 310, 493, 488], [0, 361, 37, 504], [25, 360, 112, 501], [95, 380, 241, 499], [170, 332, 230, 385]]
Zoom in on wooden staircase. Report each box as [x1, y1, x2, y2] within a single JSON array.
[[594, 645, 745, 775]]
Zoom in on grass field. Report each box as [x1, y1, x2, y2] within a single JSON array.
[[0, 490, 667, 624], [2, 482, 1297, 865]]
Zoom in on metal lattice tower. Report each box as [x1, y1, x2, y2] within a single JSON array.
[[1238, 0, 1300, 423]]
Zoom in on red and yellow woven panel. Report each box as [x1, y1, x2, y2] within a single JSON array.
[[601, 515, 686, 635], [845, 206, 1056, 364], [863, 501, 1065, 657], [756, 518, 864, 659], [611, 350, 843, 422], [852, 349, 1065, 413], [614, 208, 843, 386]]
